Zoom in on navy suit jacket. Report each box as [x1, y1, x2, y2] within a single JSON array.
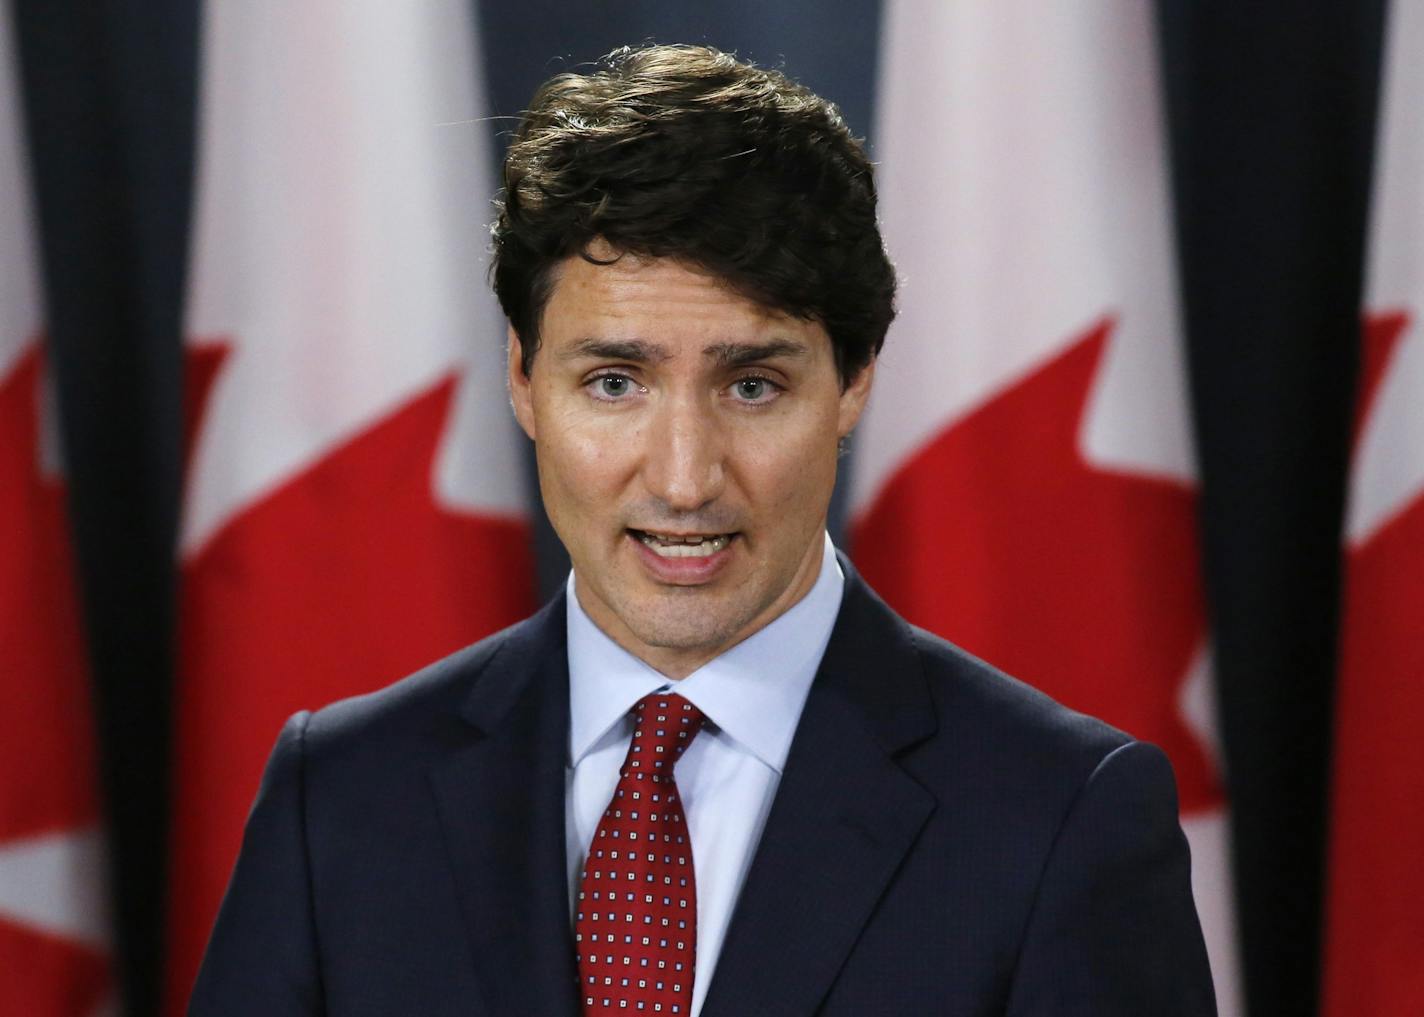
[[190, 558, 1216, 1016]]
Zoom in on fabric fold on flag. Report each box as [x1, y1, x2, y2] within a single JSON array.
[[0, 6, 115, 1014]]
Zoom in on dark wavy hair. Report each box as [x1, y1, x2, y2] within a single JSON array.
[[490, 44, 896, 388]]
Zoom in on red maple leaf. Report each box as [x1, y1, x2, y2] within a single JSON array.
[[0, 344, 97, 839], [165, 345, 536, 1012], [1323, 311, 1424, 1016], [0, 343, 109, 1010], [0, 921, 108, 1016], [852, 320, 1220, 813]]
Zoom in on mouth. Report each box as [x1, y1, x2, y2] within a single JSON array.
[[628, 529, 736, 559]]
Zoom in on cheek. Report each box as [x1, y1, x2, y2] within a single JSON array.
[[538, 416, 642, 509], [734, 413, 840, 516]]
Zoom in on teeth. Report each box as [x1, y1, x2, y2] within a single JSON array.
[[637, 532, 731, 557]]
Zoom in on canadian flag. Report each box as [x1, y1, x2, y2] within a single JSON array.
[[0, 8, 115, 1016], [1323, 0, 1424, 1010], [164, 2, 534, 1010], [852, 4, 1241, 1012]]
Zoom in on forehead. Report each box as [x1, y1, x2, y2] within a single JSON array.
[[540, 252, 826, 353]]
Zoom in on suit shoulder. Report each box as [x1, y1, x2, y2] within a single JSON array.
[[300, 598, 562, 756], [906, 622, 1135, 773]]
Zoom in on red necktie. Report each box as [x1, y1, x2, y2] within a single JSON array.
[[575, 692, 706, 1014]]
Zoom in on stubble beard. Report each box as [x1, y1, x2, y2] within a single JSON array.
[[626, 587, 762, 653]]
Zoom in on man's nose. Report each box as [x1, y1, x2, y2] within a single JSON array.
[[641, 396, 726, 512]]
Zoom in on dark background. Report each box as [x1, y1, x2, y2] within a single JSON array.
[[9, 1, 1386, 1014]]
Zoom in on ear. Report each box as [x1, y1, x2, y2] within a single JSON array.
[[507, 326, 536, 441], [836, 358, 876, 437]]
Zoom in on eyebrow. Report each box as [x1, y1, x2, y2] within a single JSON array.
[[557, 337, 811, 367], [702, 340, 811, 367], [558, 338, 673, 363]]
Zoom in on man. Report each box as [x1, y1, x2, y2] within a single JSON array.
[[190, 44, 1216, 1016]]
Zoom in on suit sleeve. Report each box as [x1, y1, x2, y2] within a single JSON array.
[[1004, 740, 1217, 1016], [188, 711, 325, 1016]]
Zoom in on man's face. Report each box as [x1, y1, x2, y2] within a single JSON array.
[[508, 249, 874, 678]]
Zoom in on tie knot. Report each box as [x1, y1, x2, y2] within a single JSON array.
[[625, 693, 705, 775]]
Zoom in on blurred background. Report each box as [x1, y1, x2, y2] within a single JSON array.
[[2, 1, 1417, 1015]]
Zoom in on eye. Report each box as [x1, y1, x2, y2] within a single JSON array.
[[587, 372, 642, 402], [730, 375, 781, 404]]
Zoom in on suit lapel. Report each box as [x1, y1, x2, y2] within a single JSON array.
[[702, 562, 938, 1017], [428, 595, 581, 1017]]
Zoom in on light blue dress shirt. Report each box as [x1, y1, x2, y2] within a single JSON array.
[[565, 532, 845, 1017]]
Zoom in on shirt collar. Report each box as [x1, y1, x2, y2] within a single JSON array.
[[567, 532, 844, 773]]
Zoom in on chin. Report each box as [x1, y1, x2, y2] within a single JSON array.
[[629, 601, 747, 653]]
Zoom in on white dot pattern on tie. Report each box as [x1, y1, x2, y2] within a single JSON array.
[[574, 694, 705, 1014]]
